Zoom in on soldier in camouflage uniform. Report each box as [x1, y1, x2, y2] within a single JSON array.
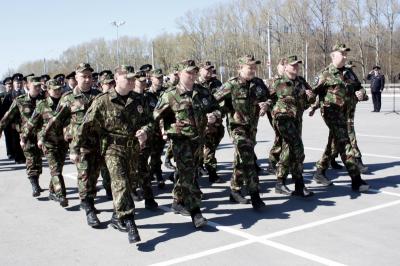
[[146, 68, 167, 189], [21, 79, 69, 206], [0, 76, 45, 197], [312, 44, 370, 192], [154, 59, 220, 228], [197, 61, 224, 183], [44, 63, 102, 227], [213, 55, 270, 209], [270, 56, 315, 197], [131, 70, 158, 210], [76, 65, 153, 244]]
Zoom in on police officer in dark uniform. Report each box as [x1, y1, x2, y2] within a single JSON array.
[[367, 66, 385, 112]]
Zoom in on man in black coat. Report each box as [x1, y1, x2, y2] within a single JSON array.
[[366, 66, 385, 112]]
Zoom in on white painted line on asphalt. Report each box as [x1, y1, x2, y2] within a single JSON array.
[[259, 199, 400, 240], [304, 146, 400, 160], [357, 133, 400, 140]]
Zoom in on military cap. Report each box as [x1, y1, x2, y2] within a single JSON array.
[[115, 65, 135, 78], [53, 73, 65, 81], [2, 77, 12, 85], [286, 55, 302, 65], [46, 79, 63, 90], [200, 61, 214, 70], [176, 59, 199, 72], [134, 70, 147, 81], [75, 63, 94, 73], [373, 65, 381, 70], [23, 73, 34, 82], [238, 55, 261, 65], [331, 43, 351, 52], [66, 71, 76, 79], [99, 70, 114, 84], [12, 73, 24, 82], [27, 76, 42, 86], [139, 64, 153, 72], [40, 74, 51, 82], [150, 68, 163, 78]]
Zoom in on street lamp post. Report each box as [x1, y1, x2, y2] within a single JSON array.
[[111, 20, 126, 66]]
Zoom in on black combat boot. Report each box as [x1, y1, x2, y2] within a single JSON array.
[[132, 188, 143, 202], [293, 181, 314, 197], [351, 175, 370, 192], [190, 207, 208, 228], [229, 190, 250, 204], [356, 158, 369, 174], [49, 192, 68, 207], [144, 198, 159, 211], [330, 158, 343, 169], [125, 217, 141, 244], [313, 168, 333, 186], [275, 180, 293, 196], [110, 212, 128, 232], [171, 199, 190, 216], [205, 165, 223, 183], [250, 191, 266, 210], [81, 199, 100, 228], [29, 176, 41, 197], [154, 170, 165, 189], [105, 187, 113, 200]]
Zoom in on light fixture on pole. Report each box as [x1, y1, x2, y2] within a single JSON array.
[[111, 20, 126, 66]]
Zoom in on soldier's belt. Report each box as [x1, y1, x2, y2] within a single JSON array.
[[107, 135, 137, 147]]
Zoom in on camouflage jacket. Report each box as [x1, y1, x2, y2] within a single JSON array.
[[270, 74, 315, 120], [75, 88, 154, 156], [0, 93, 45, 137], [43, 86, 101, 155], [197, 77, 223, 129], [21, 96, 62, 146], [312, 63, 366, 110], [153, 83, 220, 140], [213, 76, 270, 134]]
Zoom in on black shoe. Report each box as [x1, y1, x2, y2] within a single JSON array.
[[155, 170, 165, 189], [145, 198, 159, 211], [49, 192, 68, 207], [275, 182, 293, 196], [206, 165, 223, 183], [330, 159, 343, 169], [250, 192, 266, 210], [29, 176, 41, 197], [356, 158, 369, 174], [132, 189, 143, 202], [171, 200, 190, 216], [255, 163, 262, 174], [81, 199, 100, 227], [87, 197, 100, 214], [105, 187, 113, 200], [110, 212, 128, 232], [351, 176, 370, 192], [164, 157, 176, 170], [313, 169, 333, 186], [229, 191, 250, 204], [293, 182, 314, 197], [190, 208, 207, 228], [267, 164, 276, 174], [125, 218, 141, 244]]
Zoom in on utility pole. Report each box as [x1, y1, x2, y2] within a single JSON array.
[[111, 21, 126, 66]]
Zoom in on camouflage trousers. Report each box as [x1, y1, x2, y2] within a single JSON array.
[[165, 141, 174, 161], [149, 133, 166, 175], [23, 139, 42, 178], [316, 106, 360, 177], [100, 161, 111, 192], [135, 147, 155, 200], [330, 106, 362, 159], [43, 143, 68, 197], [231, 127, 258, 193], [269, 128, 282, 169], [104, 143, 139, 220], [171, 137, 202, 211], [203, 124, 225, 170], [274, 117, 305, 182], [76, 151, 101, 200]]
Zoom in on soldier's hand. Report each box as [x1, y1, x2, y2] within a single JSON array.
[[37, 140, 43, 150], [306, 90, 315, 98], [20, 140, 26, 150], [70, 153, 79, 163], [258, 101, 269, 116], [355, 91, 364, 101], [207, 113, 216, 124], [136, 129, 147, 148]]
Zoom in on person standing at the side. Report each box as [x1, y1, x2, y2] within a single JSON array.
[[367, 66, 385, 112]]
